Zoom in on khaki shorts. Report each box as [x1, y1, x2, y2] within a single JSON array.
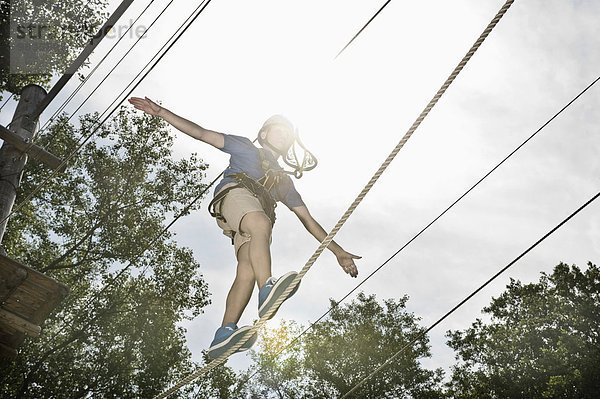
[[214, 183, 272, 255]]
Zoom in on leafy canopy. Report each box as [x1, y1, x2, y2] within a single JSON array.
[[0, 107, 220, 398], [241, 293, 445, 399], [446, 262, 600, 399], [1, 0, 109, 98]]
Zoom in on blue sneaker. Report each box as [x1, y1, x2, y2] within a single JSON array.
[[258, 271, 300, 319], [208, 322, 257, 359]]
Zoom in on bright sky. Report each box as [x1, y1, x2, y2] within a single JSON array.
[[2, 0, 599, 386]]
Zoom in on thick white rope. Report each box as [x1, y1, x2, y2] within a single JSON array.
[[153, 1, 515, 397]]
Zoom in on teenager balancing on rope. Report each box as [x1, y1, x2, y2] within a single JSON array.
[[128, 96, 361, 358]]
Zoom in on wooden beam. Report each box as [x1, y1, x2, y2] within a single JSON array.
[[0, 125, 65, 172], [0, 341, 18, 359], [0, 264, 27, 301], [0, 308, 40, 337]]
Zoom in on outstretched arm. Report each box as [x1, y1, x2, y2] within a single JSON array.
[[128, 96, 224, 149], [292, 205, 360, 278]]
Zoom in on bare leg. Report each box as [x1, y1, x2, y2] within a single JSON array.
[[239, 211, 273, 288], [221, 242, 255, 326]]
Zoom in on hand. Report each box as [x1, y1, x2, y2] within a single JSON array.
[[128, 96, 162, 116], [336, 250, 360, 278]]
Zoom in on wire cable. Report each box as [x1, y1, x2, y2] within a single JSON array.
[[30, 0, 136, 120], [50, 171, 222, 338], [335, 0, 392, 59], [33, 0, 215, 345], [1, 0, 99, 130], [36, 0, 162, 145], [7, 0, 215, 373], [0, 0, 213, 229], [21, 0, 164, 156], [238, 74, 600, 385], [0, 1, 93, 120], [154, 1, 515, 397], [42, 123, 250, 375], [341, 189, 600, 398], [0, 93, 15, 113], [21, 130, 182, 382]]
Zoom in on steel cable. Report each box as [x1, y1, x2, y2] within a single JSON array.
[[153, 1, 515, 397]]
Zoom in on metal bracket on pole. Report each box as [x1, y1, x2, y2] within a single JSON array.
[[0, 125, 65, 172]]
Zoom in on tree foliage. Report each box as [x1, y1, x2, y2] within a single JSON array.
[[0, 107, 221, 397], [1, 0, 109, 97], [238, 320, 309, 399], [242, 293, 445, 399], [446, 262, 600, 399]]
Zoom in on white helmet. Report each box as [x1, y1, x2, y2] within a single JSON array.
[[257, 115, 317, 179], [257, 115, 295, 148]]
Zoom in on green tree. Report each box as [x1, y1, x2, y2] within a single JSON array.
[[242, 293, 445, 399], [1, 0, 109, 97], [188, 352, 240, 399], [238, 320, 310, 399], [446, 262, 600, 399], [0, 107, 220, 397]]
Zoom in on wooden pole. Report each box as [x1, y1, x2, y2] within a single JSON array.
[[0, 84, 46, 246]]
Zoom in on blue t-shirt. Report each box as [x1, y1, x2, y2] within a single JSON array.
[[214, 134, 305, 209]]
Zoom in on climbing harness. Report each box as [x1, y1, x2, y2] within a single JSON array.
[[208, 172, 278, 227], [208, 149, 288, 227]]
